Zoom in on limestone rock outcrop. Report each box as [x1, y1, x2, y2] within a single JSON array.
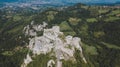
[[21, 22, 87, 67]]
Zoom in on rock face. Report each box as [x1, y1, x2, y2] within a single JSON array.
[[47, 60, 55, 67], [21, 22, 87, 67], [21, 54, 32, 67]]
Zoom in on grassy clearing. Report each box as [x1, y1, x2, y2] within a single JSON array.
[[107, 10, 120, 16], [105, 16, 120, 22], [13, 15, 22, 21], [86, 18, 97, 23], [82, 43, 98, 55], [98, 9, 108, 14], [8, 25, 23, 33], [68, 17, 81, 25], [60, 21, 73, 31], [101, 42, 120, 50]]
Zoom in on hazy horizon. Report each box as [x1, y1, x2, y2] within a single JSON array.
[[0, 0, 120, 3]]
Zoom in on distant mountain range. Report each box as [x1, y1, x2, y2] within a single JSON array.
[[87, 1, 120, 6], [0, 0, 18, 2], [0, 0, 120, 6]]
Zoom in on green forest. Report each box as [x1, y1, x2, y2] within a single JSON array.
[[0, 3, 120, 67]]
